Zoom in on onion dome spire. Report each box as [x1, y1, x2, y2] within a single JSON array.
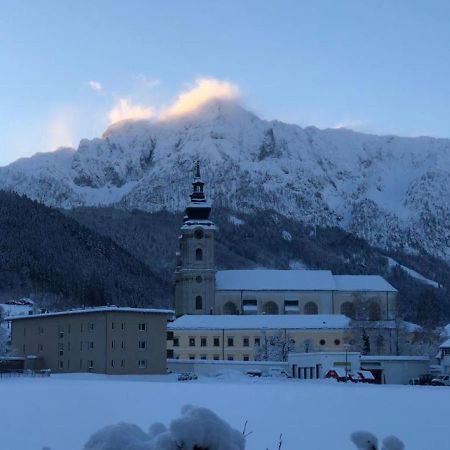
[[185, 160, 211, 220]]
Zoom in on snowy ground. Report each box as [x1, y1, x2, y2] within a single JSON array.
[[1, 373, 449, 450]]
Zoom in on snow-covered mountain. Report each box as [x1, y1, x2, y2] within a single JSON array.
[[1, 99, 450, 261]]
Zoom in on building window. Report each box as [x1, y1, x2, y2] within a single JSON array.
[[121, 341, 125, 349], [213, 337, 220, 347], [58, 327, 64, 339], [334, 339, 341, 346], [320, 339, 326, 346], [304, 302, 318, 315], [138, 341, 147, 349], [262, 301, 279, 315], [80, 342, 83, 351], [173, 337, 179, 347], [189, 337, 196, 347], [167, 349, 174, 359], [195, 296, 203, 310], [111, 322, 115, 330], [167, 331, 174, 340], [340, 302, 355, 319], [227, 337, 234, 347], [227, 355, 234, 361], [243, 355, 249, 361], [223, 301, 238, 315], [67, 342, 71, 352], [189, 355, 195, 360], [89, 341, 94, 349], [243, 337, 249, 347], [196, 276, 202, 283], [89, 323, 94, 331], [138, 360, 147, 369], [368, 301, 381, 321], [213, 355, 220, 360], [121, 322, 125, 330], [59, 361, 63, 369], [38, 326, 44, 335], [22, 344, 26, 353], [121, 360, 125, 368], [242, 299, 257, 315], [111, 360, 115, 367], [195, 248, 203, 261], [88, 360, 94, 369], [111, 340, 115, 349], [200, 337, 207, 347], [284, 300, 300, 314], [59, 343, 64, 356], [138, 323, 146, 331], [38, 344, 44, 352], [254, 338, 261, 347], [200, 355, 207, 360]]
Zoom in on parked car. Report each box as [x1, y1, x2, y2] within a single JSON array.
[[409, 374, 434, 386], [177, 372, 198, 381], [246, 370, 262, 377], [431, 375, 450, 386], [267, 368, 290, 378]]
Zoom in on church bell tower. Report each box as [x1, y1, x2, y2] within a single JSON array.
[[174, 161, 216, 316]]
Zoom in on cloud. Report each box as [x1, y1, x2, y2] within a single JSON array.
[[108, 99, 155, 124], [87, 80, 103, 92], [161, 78, 240, 119], [134, 74, 160, 89]]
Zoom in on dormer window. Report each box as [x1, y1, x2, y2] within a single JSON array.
[[196, 248, 203, 261]]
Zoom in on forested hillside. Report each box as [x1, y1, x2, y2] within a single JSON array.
[[66, 206, 450, 326], [0, 191, 170, 307]]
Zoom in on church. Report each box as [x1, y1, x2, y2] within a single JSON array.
[[174, 162, 397, 320]]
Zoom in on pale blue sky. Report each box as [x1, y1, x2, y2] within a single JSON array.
[[1, 1, 450, 166]]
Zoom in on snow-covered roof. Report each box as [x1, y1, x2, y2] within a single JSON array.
[[333, 275, 397, 292], [440, 338, 450, 349], [215, 270, 397, 292], [216, 270, 336, 291], [361, 355, 429, 362], [8, 306, 174, 321], [169, 314, 350, 330]]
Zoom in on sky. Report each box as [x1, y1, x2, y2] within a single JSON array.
[[1, 0, 450, 167]]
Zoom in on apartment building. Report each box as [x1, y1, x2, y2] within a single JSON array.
[[168, 314, 352, 361], [9, 307, 173, 374]]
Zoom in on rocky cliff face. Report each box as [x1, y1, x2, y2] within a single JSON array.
[[1, 99, 450, 261]]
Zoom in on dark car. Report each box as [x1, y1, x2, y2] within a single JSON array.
[[409, 374, 434, 385]]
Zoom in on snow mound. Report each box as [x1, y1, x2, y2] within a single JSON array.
[[350, 430, 405, 450], [84, 405, 245, 450]]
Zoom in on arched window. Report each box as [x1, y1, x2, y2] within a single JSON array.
[[304, 302, 318, 315], [195, 296, 203, 310], [368, 301, 381, 321], [340, 302, 355, 319], [223, 302, 238, 315], [195, 248, 203, 261], [262, 301, 279, 315]]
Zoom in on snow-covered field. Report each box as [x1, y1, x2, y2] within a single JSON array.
[[1, 373, 449, 449]]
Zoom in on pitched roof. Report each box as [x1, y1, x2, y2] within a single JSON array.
[[333, 275, 397, 292], [216, 270, 336, 291], [169, 314, 350, 330], [440, 338, 450, 349], [215, 270, 397, 293], [8, 306, 174, 321]]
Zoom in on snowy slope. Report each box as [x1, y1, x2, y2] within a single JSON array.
[[1, 99, 450, 260]]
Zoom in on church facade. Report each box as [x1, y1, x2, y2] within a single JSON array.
[[174, 163, 398, 320]]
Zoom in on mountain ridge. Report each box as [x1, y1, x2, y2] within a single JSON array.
[[1, 99, 449, 262]]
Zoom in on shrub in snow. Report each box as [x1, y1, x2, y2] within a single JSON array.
[[84, 405, 245, 450], [350, 431, 405, 450]]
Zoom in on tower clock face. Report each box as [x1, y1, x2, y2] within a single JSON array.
[[194, 229, 204, 239]]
